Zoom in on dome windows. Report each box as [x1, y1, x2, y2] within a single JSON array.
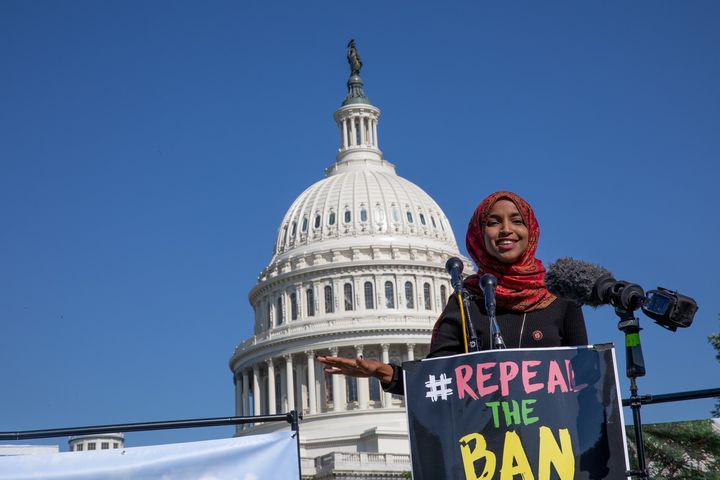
[[405, 281, 414, 309], [324, 285, 334, 313], [370, 378, 381, 402], [440, 285, 448, 309], [344, 283, 354, 311], [279, 224, 288, 251], [423, 283, 432, 310], [290, 292, 298, 320], [384, 281, 395, 309], [364, 281, 374, 309], [391, 206, 400, 223], [273, 176, 458, 256], [276, 297, 284, 325], [374, 204, 386, 231], [346, 376, 358, 402], [306, 288, 315, 317]]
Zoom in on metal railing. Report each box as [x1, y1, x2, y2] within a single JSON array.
[[621, 387, 720, 408]]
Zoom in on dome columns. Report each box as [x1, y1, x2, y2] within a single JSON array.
[[233, 341, 431, 422], [333, 105, 382, 163], [284, 354, 295, 412], [381, 343, 392, 408], [306, 351, 318, 415]]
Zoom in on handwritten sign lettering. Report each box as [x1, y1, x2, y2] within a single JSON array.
[[403, 345, 628, 479]]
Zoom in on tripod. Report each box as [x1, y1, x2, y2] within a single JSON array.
[[616, 306, 649, 479]]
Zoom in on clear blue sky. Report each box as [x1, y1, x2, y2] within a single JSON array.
[[1, 1, 718, 450]]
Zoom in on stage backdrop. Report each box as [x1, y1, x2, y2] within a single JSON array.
[[404, 345, 628, 480], [0, 430, 299, 480]]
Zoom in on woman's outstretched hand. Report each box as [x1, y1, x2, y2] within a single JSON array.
[[316, 356, 394, 385]]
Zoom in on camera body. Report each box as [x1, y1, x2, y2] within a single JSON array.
[[642, 287, 697, 331]]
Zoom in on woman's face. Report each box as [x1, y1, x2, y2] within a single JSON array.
[[482, 199, 529, 264]]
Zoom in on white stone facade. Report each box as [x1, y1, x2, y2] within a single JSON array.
[[229, 68, 470, 478]]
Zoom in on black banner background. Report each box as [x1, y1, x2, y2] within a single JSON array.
[[403, 345, 628, 479]]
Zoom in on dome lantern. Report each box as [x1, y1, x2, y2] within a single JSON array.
[[332, 40, 383, 169]]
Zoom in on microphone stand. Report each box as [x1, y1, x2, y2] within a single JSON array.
[[489, 310, 506, 350], [449, 282, 479, 353], [462, 292, 480, 352], [480, 274, 506, 350], [616, 306, 648, 479]]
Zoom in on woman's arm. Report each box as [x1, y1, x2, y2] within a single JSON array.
[[316, 355, 394, 383]]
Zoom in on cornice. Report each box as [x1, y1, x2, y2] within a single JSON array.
[[229, 320, 434, 370], [249, 257, 457, 301]]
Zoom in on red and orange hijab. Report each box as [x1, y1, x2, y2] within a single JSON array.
[[464, 191, 556, 312]]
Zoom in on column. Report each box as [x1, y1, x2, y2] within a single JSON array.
[[295, 362, 305, 413], [278, 293, 284, 325], [359, 116, 366, 145], [306, 351, 317, 414], [319, 353, 327, 413], [285, 354, 295, 412], [267, 359, 276, 415], [242, 370, 250, 419], [350, 117, 357, 146], [331, 347, 342, 412], [355, 345, 369, 410], [373, 119, 378, 148], [280, 365, 287, 411], [381, 344, 392, 407], [407, 344, 415, 361], [234, 375, 242, 417], [252, 365, 261, 416]]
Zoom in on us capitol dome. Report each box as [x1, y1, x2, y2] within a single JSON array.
[[229, 43, 471, 479]]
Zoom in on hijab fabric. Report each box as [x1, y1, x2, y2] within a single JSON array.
[[464, 191, 556, 312]]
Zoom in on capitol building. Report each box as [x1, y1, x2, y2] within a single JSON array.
[[228, 46, 471, 479]]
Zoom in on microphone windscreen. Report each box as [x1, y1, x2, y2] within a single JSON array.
[[445, 257, 464, 275], [545, 257, 613, 307], [480, 273, 497, 288]]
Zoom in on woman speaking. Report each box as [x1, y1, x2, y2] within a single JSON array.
[[317, 191, 588, 395]]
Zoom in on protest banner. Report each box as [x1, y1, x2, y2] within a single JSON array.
[[404, 344, 628, 479], [0, 430, 299, 480]]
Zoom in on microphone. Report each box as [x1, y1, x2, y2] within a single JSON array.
[[546, 257, 697, 329], [478, 273, 505, 349], [545, 257, 644, 311], [445, 257, 464, 294], [445, 256, 480, 351], [479, 273, 497, 317]]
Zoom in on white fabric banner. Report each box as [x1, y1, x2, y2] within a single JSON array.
[[0, 431, 299, 480]]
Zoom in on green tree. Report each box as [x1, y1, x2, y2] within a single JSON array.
[[710, 328, 720, 418], [626, 420, 720, 479]]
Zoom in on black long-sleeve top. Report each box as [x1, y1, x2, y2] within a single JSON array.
[[382, 294, 588, 395]]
